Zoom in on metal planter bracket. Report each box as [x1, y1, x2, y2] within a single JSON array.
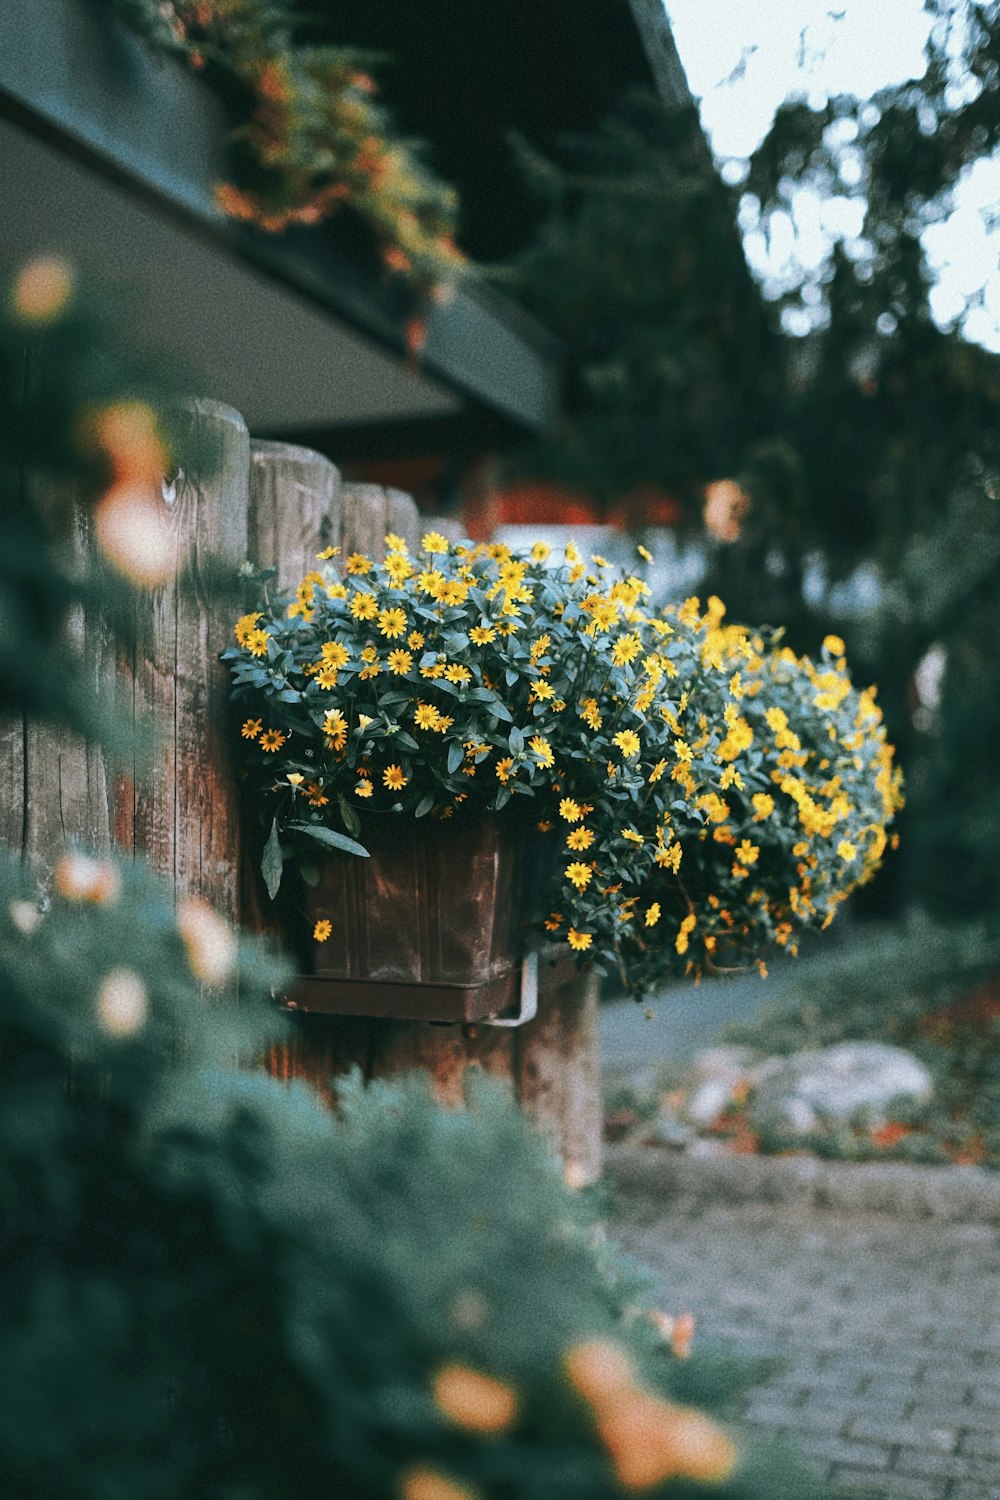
[[483, 950, 538, 1029]]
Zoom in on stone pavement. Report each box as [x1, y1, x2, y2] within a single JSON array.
[[607, 1152, 1000, 1499]]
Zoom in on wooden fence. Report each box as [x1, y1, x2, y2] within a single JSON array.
[[1, 399, 601, 1183]]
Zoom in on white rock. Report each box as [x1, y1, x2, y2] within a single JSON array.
[[685, 1077, 738, 1127], [749, 1041, 933, 1134]]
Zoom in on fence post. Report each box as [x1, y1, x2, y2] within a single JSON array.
[[116, 398, 249, 923]]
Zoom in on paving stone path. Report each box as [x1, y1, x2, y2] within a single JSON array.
[[609, 1170, 1000, 1499]]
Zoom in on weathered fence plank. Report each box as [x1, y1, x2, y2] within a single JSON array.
[[517, 955, 602, 1185], [119, 398, 250, 923]]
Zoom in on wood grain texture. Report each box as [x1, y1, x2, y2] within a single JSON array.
[[247, 440, 341, 582], [384, 487, 422, 551], [121, 399, 249, 923], [242, 439, 344, 947], [2, 486, 116, 882], [516, 953, 602, 1185], [339, 482, 389, 562]]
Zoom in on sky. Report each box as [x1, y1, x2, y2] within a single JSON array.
[[663, 0, 1000, 351]]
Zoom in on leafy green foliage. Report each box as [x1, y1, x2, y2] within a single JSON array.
[[108, 0, 466, 292]]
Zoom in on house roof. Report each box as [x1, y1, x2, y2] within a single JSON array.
[[0, 0, 690, 448]]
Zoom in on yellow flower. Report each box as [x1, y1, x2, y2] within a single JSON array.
[[245, 628, 270, 657], [345, 552, 373, 575], [622, 829, 643, 845], [349, 590, 378, 621], [416, 568, 446, 598], [645, 903, 661, 927], [383, 764, 408, 791], [752, 793, 775, 822], [315, 545, 340, 560], [637, 543, 653, 562], [377, 607, 407, 639], [611, 632, 642, 667], [567, 928, 592, 952], [823, 633, 846, 656], [414, 703, 441, 731], [387, 648, 414, 675], [421, 531, 449, 554], [566, 862, 592, 891], [435, 715, 454, 734], [355, 781, 373, 798], [408, 630, 425, 649], [566, 827, 594, 851], [736, 839, 760, 865], [234, 611, 263, 645], [445, 664, 471, 684], [306, 783, 329, 807], [384, 532, 408, 554], [544, 912, 563, 931], [837, 839, 857, 861], [579, 698, 603, 731], [323, 709, 348, 738], [529, 679, 554, 703], [469, 625, 497, 645], [313, 919, 332, 942], [529, 735, 554, 768], [531, 541, 551, 562], [559, 798, 583, 823], [358, 714, 374, 730], [241, 718, 262, 740], [320, 641, 350, 668], [675, 913, 696, 955], [612, 729, 641, 759], [259, 729, 286, 752], [495, 757, 514, 783], [286, 773, 304, 787]]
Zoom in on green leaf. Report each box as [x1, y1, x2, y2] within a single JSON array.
[[288, 822, 369, 858], [339, 794, 362, 837], [446, 740, 464, 774], [261, 818, 284, 900], [414, 792, 435, 818]]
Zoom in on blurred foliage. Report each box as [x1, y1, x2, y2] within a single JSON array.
[[108, 0, 465, 298], [505, 91, 781, 520], [507, 3, 1000, 927], [0, 264, 834, 1495]]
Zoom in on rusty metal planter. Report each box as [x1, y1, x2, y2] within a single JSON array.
[[279, 809, 537, 1023]]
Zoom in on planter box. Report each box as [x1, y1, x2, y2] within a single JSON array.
[[280, 809, 538, 1023]]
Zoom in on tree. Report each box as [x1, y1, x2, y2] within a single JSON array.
[[508, 3, 1000, 925]]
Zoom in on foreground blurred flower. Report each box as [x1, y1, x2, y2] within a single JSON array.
[[96, 967, 149, 1039], [565, 1337, 735, 1488], [177, 896, 237, 984], [703, 479, 751, 543], [11, 255, 74, 323], [95, 482, 176, 587], [53, 853, 121, 905], [399, 1466, 479, 1500], [432, 1363, 519, 1434], [83, 400, 168, 484]]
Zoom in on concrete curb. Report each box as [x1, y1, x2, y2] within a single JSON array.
[[604, 1142, 1000, 1223]]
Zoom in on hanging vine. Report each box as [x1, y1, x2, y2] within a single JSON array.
[[109, 0, 467, 301]]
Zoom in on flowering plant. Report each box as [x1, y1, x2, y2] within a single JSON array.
[[224, 537, 902, 999]]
